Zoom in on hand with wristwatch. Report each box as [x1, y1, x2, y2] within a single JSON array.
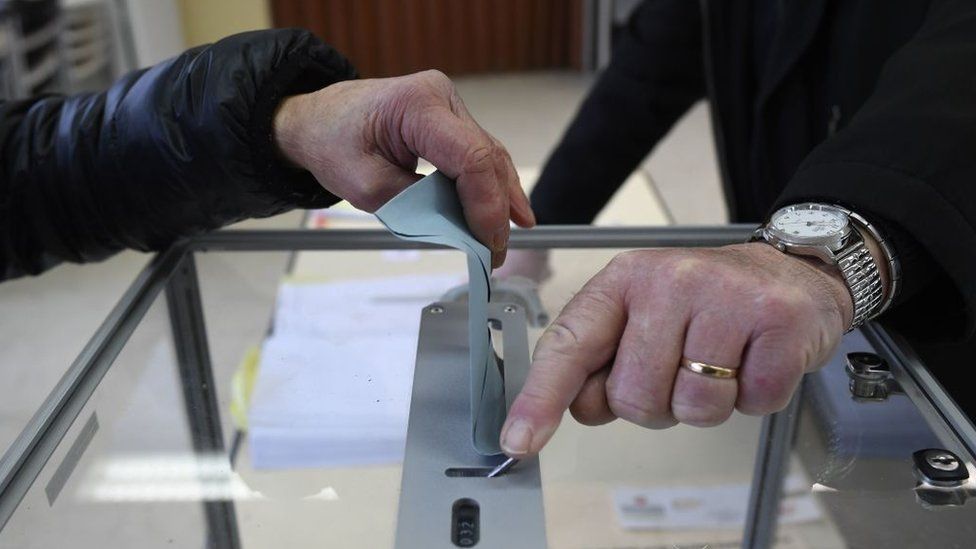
[[757, 202, 900, 332], [498, 202, 901, 458]]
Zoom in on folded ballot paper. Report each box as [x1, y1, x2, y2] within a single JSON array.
[[375, 171, 506, 456]]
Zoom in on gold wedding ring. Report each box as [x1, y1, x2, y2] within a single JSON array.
[[681, 357, 737, 379]]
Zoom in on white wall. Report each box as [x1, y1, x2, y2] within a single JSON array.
[[121, 0, 185, 67]]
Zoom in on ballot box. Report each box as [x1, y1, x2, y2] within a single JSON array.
[[1, 225, 974, 549]]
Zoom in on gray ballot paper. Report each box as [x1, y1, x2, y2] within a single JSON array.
[[375, 171, 506, 455]]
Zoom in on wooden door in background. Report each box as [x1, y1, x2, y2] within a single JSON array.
[[271, 0, 583, 77]]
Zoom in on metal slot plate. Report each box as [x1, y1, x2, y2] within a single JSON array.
[[394, 302, 546, 549]]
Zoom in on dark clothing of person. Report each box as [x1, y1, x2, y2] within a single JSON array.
[[529, 0, 976, 350], [0, 29, 354, 281], [530, 0, 976, 416]]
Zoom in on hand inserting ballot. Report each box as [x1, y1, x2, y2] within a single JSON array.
[[273, 70, 536, 268], [498, 243, 856, 456]]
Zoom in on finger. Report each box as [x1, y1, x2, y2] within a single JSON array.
[[603, 304, 685, 430], [569, 367, 616, 426], [441, 86, 532, 238], [736, 328, 807, 416], [501, 272, 626, 456], [494, 236, 508, 269], [450, 86, 532, 229], [671, 308, 747, 427], [490, 136, 535, 228], [409, 110, 510, 263], [489, 223, 509, 269]]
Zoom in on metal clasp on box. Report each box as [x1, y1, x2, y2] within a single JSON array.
[[845, 352, 904, 401], [440, 276, 550, 328], [912, 448, 976, 508]]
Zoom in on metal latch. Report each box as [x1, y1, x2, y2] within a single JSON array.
[[845, 352, 903, 401], [912, 448, 975, 508], [440, 276, 550, 327]]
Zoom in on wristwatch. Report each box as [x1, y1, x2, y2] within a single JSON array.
[[754, 203, 900, 332]]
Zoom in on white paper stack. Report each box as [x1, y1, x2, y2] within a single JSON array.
[[248, 273, 464, 470], [271, 274, 464, 341]]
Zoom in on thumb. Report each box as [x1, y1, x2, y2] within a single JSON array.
[[500, 272, 627, 456]]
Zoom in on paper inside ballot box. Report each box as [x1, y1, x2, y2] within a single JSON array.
[[248, 273, 464, 469]]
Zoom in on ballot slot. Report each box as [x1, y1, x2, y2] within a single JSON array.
[[444, 467, 494, 478], [444, 319, 508, 479], [395, 301, 546, 548]]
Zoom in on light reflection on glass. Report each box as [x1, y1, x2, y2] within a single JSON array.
[[78, 452, 339, 503]]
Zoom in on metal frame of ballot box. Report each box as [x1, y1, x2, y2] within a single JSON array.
[[1, 225, 974, 549]]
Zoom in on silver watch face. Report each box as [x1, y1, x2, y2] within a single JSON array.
[[767, 203, 851, 246]]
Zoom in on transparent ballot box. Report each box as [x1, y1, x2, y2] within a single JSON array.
[[1, 226, 974, 548]]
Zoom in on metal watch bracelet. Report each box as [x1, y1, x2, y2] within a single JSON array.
[[837, 235, 884, 330], [750, 206, 901, 332], [843, 208, 901, 322]]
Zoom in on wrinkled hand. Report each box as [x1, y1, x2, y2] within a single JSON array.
[[499, 243, 853, 456], [273, 70, 535, 267]]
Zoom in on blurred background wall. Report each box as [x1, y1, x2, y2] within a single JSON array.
[[0, 0, 644, 98], [177, 0, 270, 48], [269, 0, 584, 77]]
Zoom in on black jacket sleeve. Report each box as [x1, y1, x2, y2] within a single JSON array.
[[529, 0, 705, 225], [774, 0, 976, 339], [0, 28, 356, 281]]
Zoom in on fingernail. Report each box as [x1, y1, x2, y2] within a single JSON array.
[[501, 419, 533, 455], [515, 198, 536, 227], [492, 225, 510, 252], [493, 247, 507, 269], [517, 188, 536, 226]]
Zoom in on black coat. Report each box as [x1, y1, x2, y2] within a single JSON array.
[[532, 2, 976, 331], [530, 0, 976, 412], [0, 29, 354, 280]]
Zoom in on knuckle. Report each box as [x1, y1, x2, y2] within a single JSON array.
[[396, 71, 453, 113], [670, 255, 707, 276], [611, 339, 644, 371], [738, 394, 790, 416], [487, 140, 504, 163], [608, 250, 639, 272], [568, 286, 620, 331], [462, 144, 495, 175], [605, 251, 649, 286], [738, 370, 799, 415], [672, 396, 732, 427], [569, 401, 613, 426], [604, 251, 658, 297], [394, 76, 427, 103], [604, 381, 673, 428], [488, 140, 511, 167], [536, 320, 582, 358], [652, 254, 706, 294], [492, 139, 510, 158], [606, 393, 659, 426], [754, 287, 809, 326], [417, 69, 452, 90]]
